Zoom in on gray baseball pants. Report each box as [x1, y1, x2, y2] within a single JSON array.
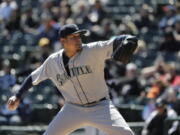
[[43, 100, 134, 135]]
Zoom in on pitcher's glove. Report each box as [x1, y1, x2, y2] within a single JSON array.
[[112, 35, 138, 64]]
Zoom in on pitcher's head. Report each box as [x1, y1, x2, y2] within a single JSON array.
[[59, 24, 89, 53]]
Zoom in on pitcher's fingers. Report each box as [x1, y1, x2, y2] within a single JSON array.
[[7, 99, 12, 105], [8, 105, 15, 111], [8, 104, 12, 109], [8, 100, 15, 106], [8, 103, 17, 110], [7, 104, 13, 110]]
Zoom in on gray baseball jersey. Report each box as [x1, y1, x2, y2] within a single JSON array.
[[31, 39, 114, 105]]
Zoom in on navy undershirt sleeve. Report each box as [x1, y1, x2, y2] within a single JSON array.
[[15, 75, 33, 99]]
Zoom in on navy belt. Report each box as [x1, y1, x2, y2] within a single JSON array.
[[82, 97, 107, 107]]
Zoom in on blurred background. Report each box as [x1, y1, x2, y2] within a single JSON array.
[[0, 0, 180, 135]]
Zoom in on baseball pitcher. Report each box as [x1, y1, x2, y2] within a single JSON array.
[[7, 24, 138, 135]]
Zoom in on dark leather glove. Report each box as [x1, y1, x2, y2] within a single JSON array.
[[112, 35, 138, 64]]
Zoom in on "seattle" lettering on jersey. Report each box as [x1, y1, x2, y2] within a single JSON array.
[[56, 65, 92, 86]]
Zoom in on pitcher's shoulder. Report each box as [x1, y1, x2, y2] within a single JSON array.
[[83, 42, 100, 49], [48, 49, 64, 59]]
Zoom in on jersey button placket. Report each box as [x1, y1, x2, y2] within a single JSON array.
[[71, 55, 90, 104], [69, 58, 86, 104]]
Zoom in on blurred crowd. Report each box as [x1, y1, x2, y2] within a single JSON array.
[[0, 0, 180, 134]]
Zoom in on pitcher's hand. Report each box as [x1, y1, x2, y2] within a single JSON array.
[[7, 95, 20, 111]]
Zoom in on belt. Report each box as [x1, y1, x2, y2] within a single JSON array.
[[82, 97, 107, 107]]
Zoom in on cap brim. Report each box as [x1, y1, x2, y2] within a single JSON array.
[[73, 29, 90, 36]]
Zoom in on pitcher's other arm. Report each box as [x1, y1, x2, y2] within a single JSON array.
[[15, 75, 33, 99], [7, 75, 33, 110]]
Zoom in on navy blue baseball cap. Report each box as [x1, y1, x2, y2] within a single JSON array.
[[59, 24, 89, 38]]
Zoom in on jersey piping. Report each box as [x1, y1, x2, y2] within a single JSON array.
[[72, 53, 90, 104], [58, 53, 84, 104]]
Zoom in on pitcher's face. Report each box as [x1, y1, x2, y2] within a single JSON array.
[[61, 33, 82, 53]]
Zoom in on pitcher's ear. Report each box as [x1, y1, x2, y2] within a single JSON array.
[[60, 38, 66, 44]]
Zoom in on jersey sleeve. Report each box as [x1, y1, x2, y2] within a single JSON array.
[[31, 57, 51, 85], [94, 38, 114, 60], [92, 35, 131, 60]]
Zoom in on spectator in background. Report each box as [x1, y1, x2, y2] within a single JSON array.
[[101, 19, 116, 40], [17, 98, 32, 124], [58, 0, 72, 24], [51, 6, 61, 22], [133, 39, 148, 68], [20, 7, 39, 34], [121, 16, 139, 35], [0, 60, 16, 97], [71, 0, 90, 27], [106, 63, 143, 104], [16, 50, 40, 78], [159, 30, 180, 52], [0, 0, 18, 22], [37, 15, 60, 48], [5, 8, 21, 33], [38, 0, 55, 18], [141, 57, 169, 82], [134, 4, 155, 30], [105, 60, 126, 103], [146, 79, 167, 99], [87, 0, 107, 25], [142, 98, 179, 135], [89, 18, 116, 41], [117, 23, 133, 35], [159, 5, 177, 30], [160, 64, 180, 87], [120, 63, 143, 100], [173, 15, 180, 42], [142, 99, 156, 121], [38, 37, 52, 63], [160, 87, 180, 115]]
